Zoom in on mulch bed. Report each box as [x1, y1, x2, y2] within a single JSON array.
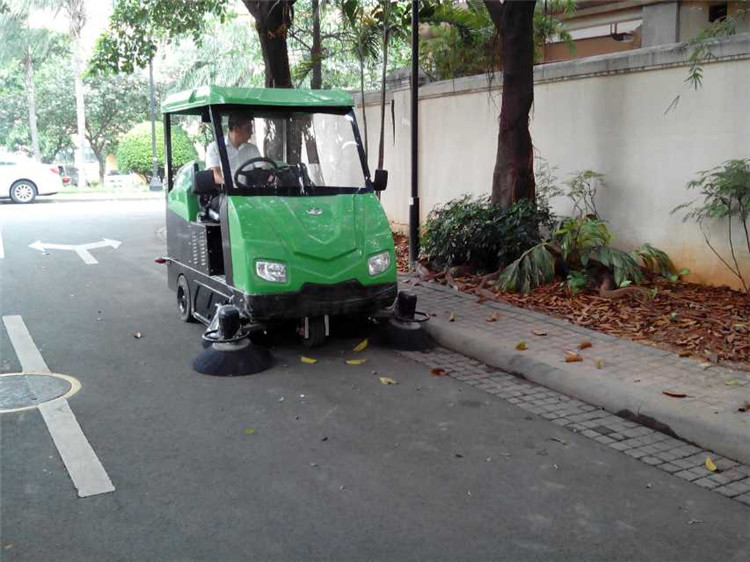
[[392, 235, 750, 371]]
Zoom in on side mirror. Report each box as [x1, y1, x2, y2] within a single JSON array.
[[193, 169, 220, 196], [373, 169, 388, 192]]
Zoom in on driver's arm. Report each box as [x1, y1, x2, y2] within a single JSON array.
[[205, 142, 224, 185], [211, 167, 224, 185]]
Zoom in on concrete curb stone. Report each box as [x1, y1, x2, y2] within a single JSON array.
[[408, 278, 750, 466], [423, 318, 750, 466]]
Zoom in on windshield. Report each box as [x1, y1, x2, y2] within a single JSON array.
[[212, 109, 368, 196]]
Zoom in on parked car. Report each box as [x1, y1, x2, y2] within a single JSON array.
[[0, 155, 63, 204], [57, 164, 79, 187]]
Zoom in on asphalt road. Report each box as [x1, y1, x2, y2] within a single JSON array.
[[1, 198, 748, 562]]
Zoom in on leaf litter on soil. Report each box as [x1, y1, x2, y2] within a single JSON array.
[[397, 245, 750, 371]]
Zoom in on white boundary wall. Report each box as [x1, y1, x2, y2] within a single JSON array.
[[355, 35, 750, 290]]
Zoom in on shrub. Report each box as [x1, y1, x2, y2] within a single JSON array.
[[422, 196, 554, 273], [673, 158, 750, 292], [116, 122, 197, 177]]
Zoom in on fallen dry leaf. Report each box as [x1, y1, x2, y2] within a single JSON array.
[[579, 340, 593, 350], [379, 376, 396, 385], [738, 401, 750, 413], [516, 340, 528, 351], [353, 339, 368, 352], [486, 312, 499, 322], [662, 390, 688, 398], [724, 379, 741, 386], [300, 356, 318, 364], [532, 330, 547, 336], [705, 456, 717, 472], [595, 359, 604, 369], [565, 351, 583, 363], [346, 359, 367, 365], [430, 368, 447, 377], [448, 312, 456, 322]]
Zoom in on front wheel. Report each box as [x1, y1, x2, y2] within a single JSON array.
[[10, 180, 37, 204], [177, 275, 196, 323], [301, 316, 327, 348]]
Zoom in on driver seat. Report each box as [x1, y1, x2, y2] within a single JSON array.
[[193, 170, 222, 223]]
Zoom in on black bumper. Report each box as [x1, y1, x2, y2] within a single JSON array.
[[244, 280, 397, 321]]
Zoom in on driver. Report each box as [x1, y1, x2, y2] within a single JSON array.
[[205, 113, 261, 186]]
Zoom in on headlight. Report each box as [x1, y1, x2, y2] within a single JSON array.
[[368, 252, 391, 276], [256, 260, 287, 283]]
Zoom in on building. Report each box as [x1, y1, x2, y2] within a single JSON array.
[[543, 0, 750, 62]]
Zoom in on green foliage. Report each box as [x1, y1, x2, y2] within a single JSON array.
[[565, 270, 588, 295], [556, 217, 612, 264], [564, 170, 604, 218], [117, 122, 196, 177], [500, 167, 676, 293], [666, 3, 747, 113], [166, 14, 265, 92], [422, 195, 554, 273], [0, 29, 75, 161], [673, 158, 750, 291], [533, 0, 576, 62], [419, 0, 495, 81], [498, 243, 556, 293], [89, 0, 227, 75], [589, 245, 643, 287], [632, 243, 678, 281]]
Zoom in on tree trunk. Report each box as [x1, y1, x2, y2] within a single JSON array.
[[310, 0, 322, 89], [243, 0, 295, 89], [94, 149, 105, 186], [72, 51, 88, 188], [484, 0, 536, 209], [23, 51, 41, 162], [67, 0, 88, 187], [377, 26, 389, 170]]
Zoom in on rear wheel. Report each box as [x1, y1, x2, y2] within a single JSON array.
[[177, 275, 196, 323], [10, 180, 37, 204]]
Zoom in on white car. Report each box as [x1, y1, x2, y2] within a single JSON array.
[[0, 155, 63, 204]]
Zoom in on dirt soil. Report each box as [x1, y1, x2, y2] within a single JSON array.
[[393, 235, 750, 371]]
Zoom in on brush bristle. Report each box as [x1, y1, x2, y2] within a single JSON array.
[[192, 342, 273, 376], [375, 319, 434, 351]]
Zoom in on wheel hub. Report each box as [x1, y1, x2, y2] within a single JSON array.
[[14, 184, 34, 202]]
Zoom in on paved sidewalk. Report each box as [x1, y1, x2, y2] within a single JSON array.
[[405, 280, 750, 465]]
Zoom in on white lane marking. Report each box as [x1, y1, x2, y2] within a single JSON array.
[[2, 315, 115, 498], [2, 316, 50, 373], [28, 238, 122, 265], [38, 399, 115, 498], [0, 216, 4, 259]]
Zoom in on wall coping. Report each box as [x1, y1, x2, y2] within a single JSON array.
[[355, 33, 750, 105]]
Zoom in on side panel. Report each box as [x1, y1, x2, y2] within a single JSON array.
[[167, 161, 201, 222]]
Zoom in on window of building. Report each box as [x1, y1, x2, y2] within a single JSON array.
[[709, 2, 728, 23]]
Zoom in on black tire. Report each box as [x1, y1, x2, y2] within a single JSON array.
[[10, 180, 37, 204], [177, 275, 197, 323], [301, 316, 326, 348]]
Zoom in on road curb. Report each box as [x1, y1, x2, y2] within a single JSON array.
[[424, 318, 750, 466]]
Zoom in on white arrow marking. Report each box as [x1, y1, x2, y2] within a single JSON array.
[[28, 238, 122, 265], [2, 315, 115, 498]]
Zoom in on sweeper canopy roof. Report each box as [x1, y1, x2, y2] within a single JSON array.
[[162, 85, 355, 114]]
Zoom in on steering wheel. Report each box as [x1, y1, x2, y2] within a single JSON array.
[[234, 157, 278, 188]]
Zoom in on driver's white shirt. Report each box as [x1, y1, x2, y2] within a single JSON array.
[[205, 136, 261, 184]]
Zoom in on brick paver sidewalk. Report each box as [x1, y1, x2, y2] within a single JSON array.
[[404, 279, 750, 462]]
